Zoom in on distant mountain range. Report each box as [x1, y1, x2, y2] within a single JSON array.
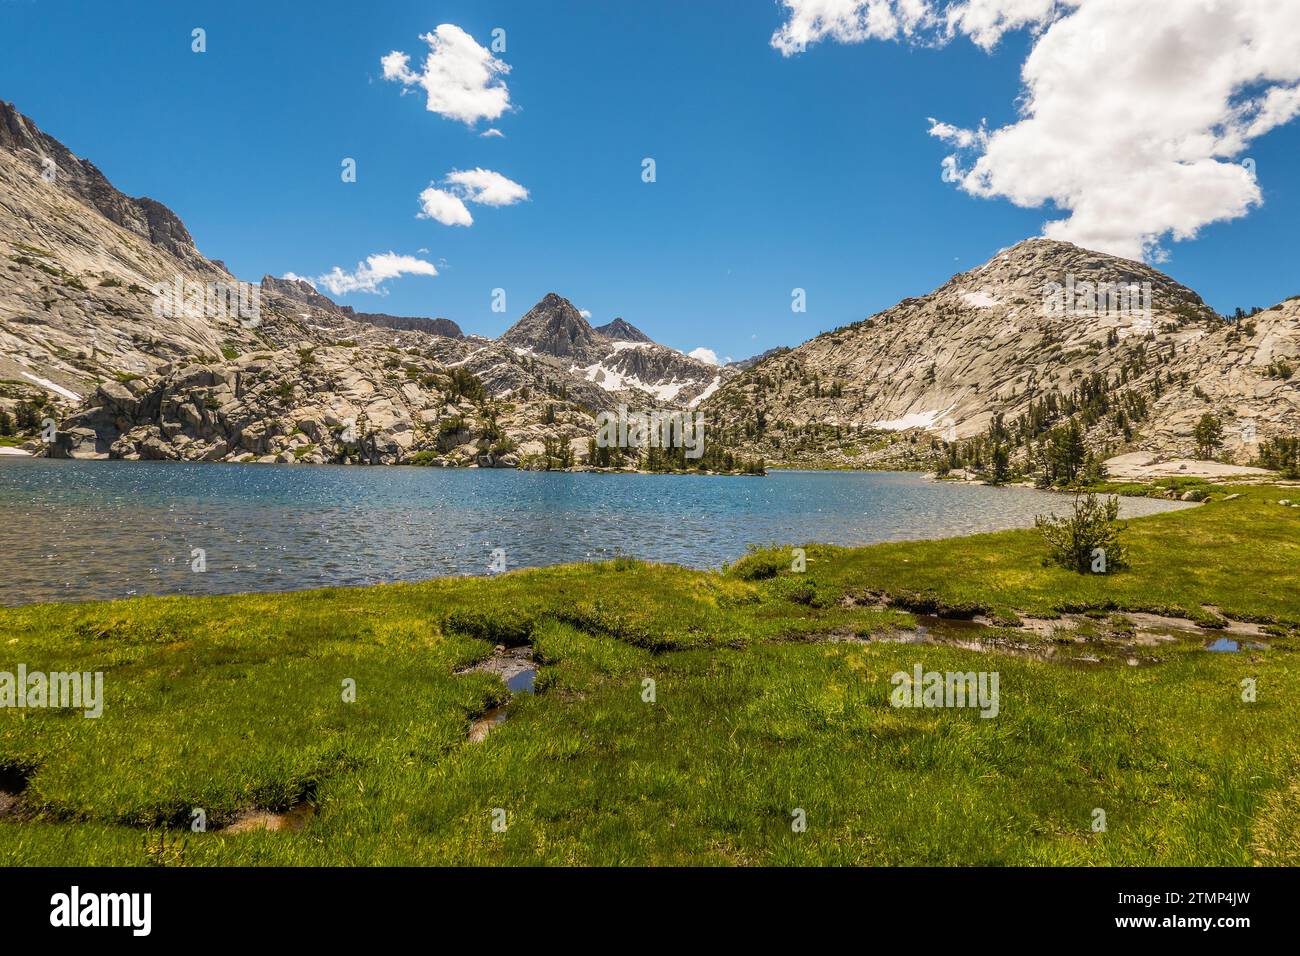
[[1, 99, 1296, 470], [0, 101, 729, 465]]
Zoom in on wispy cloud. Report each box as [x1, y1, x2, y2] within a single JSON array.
[[316, 252, 438, 296]]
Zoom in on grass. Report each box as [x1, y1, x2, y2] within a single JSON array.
[[0, 485, 1296, 864]]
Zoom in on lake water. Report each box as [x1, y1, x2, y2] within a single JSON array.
[[0, 458, 1191, 606]]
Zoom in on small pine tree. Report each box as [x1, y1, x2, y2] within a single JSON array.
[[1194, 413, 1223, 458], [1035, 493, 1128, 573]]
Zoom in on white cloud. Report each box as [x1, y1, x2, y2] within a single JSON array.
[[418, 187, 474, 226], [688, 347, 719, 365], [773, 0, 1300, 261], [771, 0, 935, 56], [444, 168, 530, 206], [771, 0, 1059, 54], [316, 252, 439, 296], [417, 168, 529, 226], [579, 310, 592, 319], [480, 128, 505, 138], [281, 272, 317, 288], [928, 118, 986, 149], [381, 24, 511, 126]]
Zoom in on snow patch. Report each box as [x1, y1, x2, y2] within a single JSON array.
[[688, 376, 721, 409], [20, 372, 81, 402], [871, 404, 955, 432], [579, 361, 685, 403], [444, 347, 488, 368]]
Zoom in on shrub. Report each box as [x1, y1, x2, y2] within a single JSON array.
[[727, 545, 791, 581], [783, 578, 818, 606], [1035, 493, 1128, 574]]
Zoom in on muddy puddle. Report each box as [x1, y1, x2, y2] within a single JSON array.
[[865, 616, 1116, 666], [460, 645, 537, 742], [834, 604, 1281, 667], [1205, 637, 1268, 653]]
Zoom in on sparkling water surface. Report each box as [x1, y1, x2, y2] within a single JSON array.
[[0, 458, 1191, 606]]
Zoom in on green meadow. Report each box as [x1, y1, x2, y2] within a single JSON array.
[[1, 484, 1297, 865]]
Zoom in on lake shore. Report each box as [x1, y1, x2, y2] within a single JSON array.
[[1, 482, 1296, 864]]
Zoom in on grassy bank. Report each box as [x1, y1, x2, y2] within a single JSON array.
[[1, 485, 1297, 865]]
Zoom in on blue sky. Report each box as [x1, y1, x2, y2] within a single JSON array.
[[2, 0, 1298, 361]]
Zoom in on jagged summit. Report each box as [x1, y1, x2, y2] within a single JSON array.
[[594, 317, 652, 344], [500, 293, 598, 358], [497, 293, 727, 405]]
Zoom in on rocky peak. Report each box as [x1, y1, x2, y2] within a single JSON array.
[[944, 237, 1204, 311], [0, 100, 209, 269], [593, 317, 652, 344], [260, 275, 342, 312], [501, 292, 597, 358]]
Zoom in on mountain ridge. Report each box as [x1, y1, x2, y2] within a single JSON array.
[[1, 100, 1295, 474]]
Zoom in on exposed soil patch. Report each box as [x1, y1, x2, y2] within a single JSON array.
[[0, 765, 31, 819], [468, 707, 509, 743], [222, 800, 315, 834]]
